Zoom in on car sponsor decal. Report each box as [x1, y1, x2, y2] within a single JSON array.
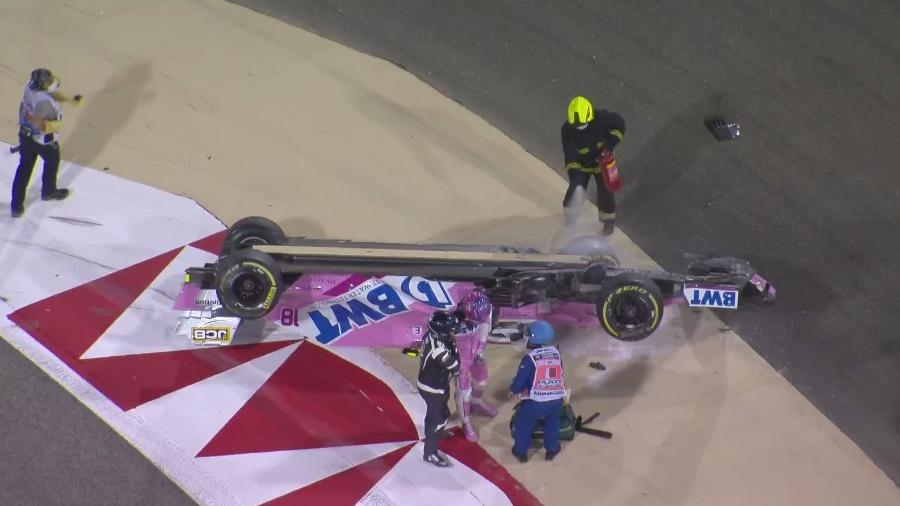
[[190, 326, 233, 346], [279, 276, 457, 345], [684, 284, 739, 309]]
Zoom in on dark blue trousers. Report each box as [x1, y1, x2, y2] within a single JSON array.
[[512, 398, 563, 456]]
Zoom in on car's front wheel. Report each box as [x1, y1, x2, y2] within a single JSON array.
[[215, 249, 284, 319], [596, 273, 664, 341]]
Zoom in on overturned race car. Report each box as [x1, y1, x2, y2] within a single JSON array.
[[173, 216, 776, 348]]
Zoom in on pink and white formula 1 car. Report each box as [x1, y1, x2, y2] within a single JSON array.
[[173, 217, 776, 348]]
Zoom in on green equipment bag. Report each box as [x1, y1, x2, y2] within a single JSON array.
[[509, 401, 577, 442]]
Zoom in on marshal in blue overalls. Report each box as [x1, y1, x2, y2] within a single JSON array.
[[509, 320, 567, 462]]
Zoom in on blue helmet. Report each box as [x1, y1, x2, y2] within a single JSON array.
[[525, 320, 555, 346]]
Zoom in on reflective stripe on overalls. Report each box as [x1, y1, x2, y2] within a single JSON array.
[[527, 346, 566, 402]]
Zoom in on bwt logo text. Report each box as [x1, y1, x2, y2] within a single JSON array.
[[307, 284, 407, 343], [279, 277, 454, 344], [684, 286, 739, 309], [400, 276, 453, 309]]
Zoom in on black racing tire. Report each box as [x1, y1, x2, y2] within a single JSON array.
[[596, 273, 664, 341], [219, 216, 287, 258], [215, 248, 283, 319]]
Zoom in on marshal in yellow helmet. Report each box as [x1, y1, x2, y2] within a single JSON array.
[[567, 96, 595, 125], [560, 94, 626, 235]]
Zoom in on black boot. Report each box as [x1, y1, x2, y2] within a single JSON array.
[[601, 219, 615, 236], [42, 188, 70, 201], [424, 453, 450, 467]]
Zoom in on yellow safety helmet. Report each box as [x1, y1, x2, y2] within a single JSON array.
[[567, 96, 594, 125]]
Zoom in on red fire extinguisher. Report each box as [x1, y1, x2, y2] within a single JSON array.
[[599, 147, 621, 192]]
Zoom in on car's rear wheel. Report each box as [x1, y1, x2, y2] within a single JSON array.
[[558, 234, 620, 267], [219, 216, 286, 258], [596, 273, 664, 341]]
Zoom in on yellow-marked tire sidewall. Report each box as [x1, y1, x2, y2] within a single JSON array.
[[240, 261, 278, 312], [216, 250, 283, 319], [599, 281, 662, 341]]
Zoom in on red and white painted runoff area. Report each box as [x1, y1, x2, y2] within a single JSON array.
[[0, 143, 539, 506]]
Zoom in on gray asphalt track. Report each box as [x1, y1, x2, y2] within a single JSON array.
[[230, 0, 900, 487], [0, 338, 194, 506]]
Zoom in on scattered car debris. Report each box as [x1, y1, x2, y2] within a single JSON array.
[[706, 117, 741, 141], [49, 216, 103, 227], [589, 361, 606, 371]]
